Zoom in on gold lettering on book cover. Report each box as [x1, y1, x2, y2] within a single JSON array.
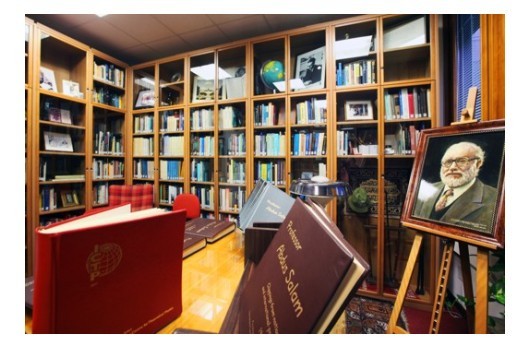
[[277, 244, 304, 318], [266, 199, 288, 219], [286, 220, 302, 250], [259, 283, 279, 333]]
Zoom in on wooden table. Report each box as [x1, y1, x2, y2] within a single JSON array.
[[25, 231, 245, 334]]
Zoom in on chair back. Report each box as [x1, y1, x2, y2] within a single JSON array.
[[108, 184, 154, 211], [172, 193, 201, 219]]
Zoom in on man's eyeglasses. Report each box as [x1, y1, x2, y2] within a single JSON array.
[[441, 157, 480, 168]]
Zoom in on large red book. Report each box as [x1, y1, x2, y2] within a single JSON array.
[[32, 204, 186, 333], [237, 198, 370, 334], [184, 217, 236, 243]]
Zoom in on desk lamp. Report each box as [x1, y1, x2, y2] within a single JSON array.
[[289, 176, 349, 208]]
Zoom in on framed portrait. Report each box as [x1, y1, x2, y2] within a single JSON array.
[[43, 131, 74, 152], [345, 100, 373, 120], [135, 90, 155, 108], [40, 66, 58, 92], [192, 76, 215, 102], [62, 80, 81, 97], [401, 120, 505, 249], [295, 46, 326, 90], [61, 190, 79, 208]]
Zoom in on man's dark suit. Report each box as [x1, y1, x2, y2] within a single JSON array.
[[413, 179, 498, 233]]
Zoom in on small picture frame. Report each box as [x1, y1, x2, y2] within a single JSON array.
[[43, 131, 74, 152], [135, 90, 155, 108], [295, 46, 326, 90], [401, 120, 505, 249], [61, 190, 79, 207], [40, 66, 58, 92], [62, 80, 81, 97], [48, 107, 61, 123], [59, 108, 72, 124], [192, 76, 215, 102], [346, 100, 373, 121]]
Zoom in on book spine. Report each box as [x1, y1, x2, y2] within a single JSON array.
[[32, 232, 57, 333]]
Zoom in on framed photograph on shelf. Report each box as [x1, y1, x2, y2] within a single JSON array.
[[345, 100, 373, 120], [60, 190, 79, 208], [48, 107, 61, 123], [295, 46, 326, 90], [401, 120, 505, 249], [135, 90, 155, 108], [192, 76, 215, 102], [62, 80, 82, 98], [59, 108, 72, 124], [40, 66, 58, 92], [43, 131, 74, 152]]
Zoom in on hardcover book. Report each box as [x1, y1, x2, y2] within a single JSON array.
[[32, 204, 186, 334], [237, 198, 369, 334], [183, 233, 207, 258], [184, 217, 236, 243], [238, 180, 294, 231]]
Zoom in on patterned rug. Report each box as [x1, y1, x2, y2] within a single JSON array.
[[331, 296, 408, 334]]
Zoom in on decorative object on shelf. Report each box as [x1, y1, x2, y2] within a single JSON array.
[[290, 176, 347, 208], [170, 72, 182, 83], [60, 190, 79, 207], [259, 60, 285, 91], [345, 100, 373, 121], [135, 90, 155, 108], [39, 66, 57, 92], [192, 76, 215, 102], [295, 46, 326, 90], [43, 131, 73, 152], [347, 187, 371, 214], [62, 80, 82, 98]]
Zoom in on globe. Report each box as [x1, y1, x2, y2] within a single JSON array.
[[260, 60, 285, 90]]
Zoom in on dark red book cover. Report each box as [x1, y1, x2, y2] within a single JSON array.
[[184, 217, 236, 243], [237, 198, 354, 334], [182, 233, 206, 258], [32, 205, 186, 333]]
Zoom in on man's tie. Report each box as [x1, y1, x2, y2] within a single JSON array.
[[435, 189, 454, 211]]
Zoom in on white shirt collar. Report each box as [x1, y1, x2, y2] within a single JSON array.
[[443, 178, 476, 206]]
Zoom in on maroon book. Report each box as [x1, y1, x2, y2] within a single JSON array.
[[238, 198, 369, 333], [184, 217, 236, 243], [32, 205, 186, 333], [182, 233, 206, 258]]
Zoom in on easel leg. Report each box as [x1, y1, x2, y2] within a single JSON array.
[[429, 239, 455, 333], [475, 248, 489, 333], [459, 243, 475, 333], [386, 232, 423, 334]]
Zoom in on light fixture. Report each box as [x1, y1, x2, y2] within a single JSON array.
[[289, 176, 349, 208]]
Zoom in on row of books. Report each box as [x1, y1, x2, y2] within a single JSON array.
[[384, 123, 423, 155], [190, 185, 215, 209], [254, 102, 285, 126], [133, 137, 154, 156], [219, 132, 246, 156], [384, 87, 431, 120], [92, 182, 108, 205], [158, 183, 184, 204], [254, 160, 286, 185], [337, 127, 378, 155], [92, 87, 124, 109], [134, 114, 154, 133], [94, 131, 124, 155], [159, 159, 183, 180], [220, 158, 246, 184], [190, 135, 214, 156], [219, 106, 245, 129], [159, 134, 184, 156], [92, 158, 124, 179], [291, 131, 326, 156], [159, 110, 184, 132], [190, 159, 213, 182], [336, 59, 376, 86], [39, 187, 58, 211], [219, 187, 246, 212], [294, 98, 327, 125], [133, 159, 154, 179], [93, 61, 125, 88], [254, 132, 286, 156], [190, 108, 214, 130]]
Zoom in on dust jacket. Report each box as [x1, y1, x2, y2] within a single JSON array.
[[32, 204, 186, 333]]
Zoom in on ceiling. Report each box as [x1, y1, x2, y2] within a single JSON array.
[[26, 14, 351, 66]]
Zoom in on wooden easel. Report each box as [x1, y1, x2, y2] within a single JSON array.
[[386, 231, 489, 334], [388, 88, 493, 334]]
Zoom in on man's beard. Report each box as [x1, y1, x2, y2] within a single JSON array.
[[440, 165, 478, 188]]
